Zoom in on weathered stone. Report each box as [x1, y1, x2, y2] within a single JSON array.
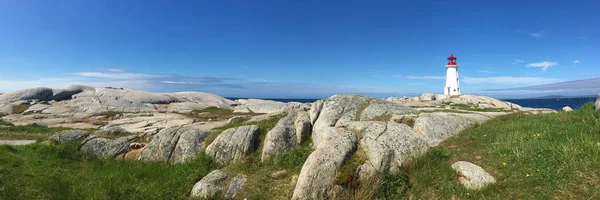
[[309, 99, 324, 124], [451, 161, 496, 190], [262, 111, 312, 162], [420, 93, 436, 101], [562, 106, 573, 112], [0, 140, 37, 145], [413, 113, 488, 146], [47, 130, 90, 143], [190, 170, 229, 198], [227, 116, 248, 123], [236, 99, 287, 113], [595, 94, 600, 110], [291, 127, 357, 200], [225, 174, 247, 200], [312, 94, 414, 147], [140, 126, 211, 163], [103, 113, 195, 137], [232, 105, 251, 113], [92, 127, 130, 137], [80, 135, 139, 159], [344, 121, 429, 180], [206, 125, 260, 164], [270, 170, 288, 178]]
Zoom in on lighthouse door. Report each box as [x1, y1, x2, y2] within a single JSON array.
[[447, 87, 450, 95]]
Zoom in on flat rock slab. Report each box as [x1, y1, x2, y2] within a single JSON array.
[[451, 161, 496, 190], [0, 140, 37, 145]]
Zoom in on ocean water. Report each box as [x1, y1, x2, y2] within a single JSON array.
[[228, 97, 598, 110]]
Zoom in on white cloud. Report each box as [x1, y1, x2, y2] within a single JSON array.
[[574, 60, 580, 64], [529, 31, 545, 38], [72, 72, 169, 79], [526, 61, 557, 71], [406, 75, 445, 80], [107, 68, 124, 72], [462, 76, 559, 85], [512, 59, 525, 64], [476, 70, 495, 74]]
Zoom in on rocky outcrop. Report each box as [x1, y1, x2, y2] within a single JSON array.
[[80, 135, 139, 159], [388, 94, 522, 110], [102, 113, 195, 137], [451, 161, 496, 190], [205, 125, 260, 164], [235, 99, 308, 114], [291, 127, 357, 200], [190, 170, 229, 198], [225, 174, 247, 200], [140, 127, 212, 163], [413, 113, 489, 146], [92, 127, 130, 137], [309, 99, 324, 124], [261, 111, 311, 161], [312, 94, 414, 147], [343, 121, 429, 179], [47, 130, 90, 143], [562, 106, 573, 112]]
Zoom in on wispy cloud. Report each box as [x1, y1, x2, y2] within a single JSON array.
[[529, 31, 545, 38], [526, 61, 557, 71], [574, 60, 581, 64], [406, 75, 445, 80], [462, 76, 559, 85], [476, 70, 495, 74], [512, 59, 525, 64], [107, 68, 124, 72], [73, 72, 169, 79], [484, 78, 600, 91]]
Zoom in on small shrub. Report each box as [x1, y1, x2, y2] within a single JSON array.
[[335, 148, 367, 188], [375, 170, 410, 199], [12, 104, 32, 114], [372, 114, 392, 122]]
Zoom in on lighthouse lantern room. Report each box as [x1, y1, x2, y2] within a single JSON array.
[[444, 54, 460, 95]]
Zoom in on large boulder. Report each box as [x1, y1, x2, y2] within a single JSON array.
[[205, 125, 260, 164], [47, 130, 90, 143], [190, 170, 229, 199], [312, 94, 414, 147], [235, 99, 287, 113], [343, 121, 429, 179], [225, 174, 247, 200], [451, 161, 496, 190], [140, 126, 212, 163], [92, 127, 131, 137], [291, 127, 357, 200], [420, 93, 436, 101], [261, 111, 312, 161], [102, 113, 195, 137], [413, 113, 489, 146], [52, 85, 94, 101], [308, 99, 324, 124], [0, 87, 54, 102], [80, 135, 139, 159]]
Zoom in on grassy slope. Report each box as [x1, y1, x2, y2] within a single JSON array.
[[0, 125, 71, 140], [396, 103, 600, 199], [0, 143, 218, 199]]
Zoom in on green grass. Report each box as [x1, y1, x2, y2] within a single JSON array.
[[451, 103, 507, 112], [0, 125, 71, 140], [212, 112, 313, 199], [0, 143, 218, 199], [11, 104, 32, 114], [222, 140, 313, 200], [381, 102, 600, 199], [372, 114, 392, 122]]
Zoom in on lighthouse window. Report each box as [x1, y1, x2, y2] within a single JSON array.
[[453, 89, 456, 91]]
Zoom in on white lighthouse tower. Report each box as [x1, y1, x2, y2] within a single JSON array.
[[444, 54, 461, 95]]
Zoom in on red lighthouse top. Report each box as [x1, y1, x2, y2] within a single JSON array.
[[447, 54, 457, 65]]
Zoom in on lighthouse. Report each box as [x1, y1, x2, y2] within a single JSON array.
[[444, 54, 461, 95]]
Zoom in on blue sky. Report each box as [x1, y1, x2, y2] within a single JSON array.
[[1, 0, 599, 98]]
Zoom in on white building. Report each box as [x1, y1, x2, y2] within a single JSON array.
[[444, 54, 460, 95]]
